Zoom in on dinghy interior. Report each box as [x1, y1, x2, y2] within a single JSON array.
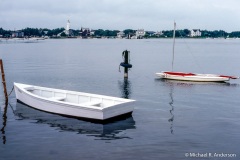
[[23, 85, 128, 108], [14, 83, 135, 123]]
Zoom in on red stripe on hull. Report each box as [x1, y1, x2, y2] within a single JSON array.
[[219, 75, 239, 79], [164, 72, 196, 76]]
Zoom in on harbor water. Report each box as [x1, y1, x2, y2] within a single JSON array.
[[0, 38, 240, 160]]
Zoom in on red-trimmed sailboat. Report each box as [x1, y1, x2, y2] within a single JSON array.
[[156, 22, 239, 82], [156, 71, 238, 82]]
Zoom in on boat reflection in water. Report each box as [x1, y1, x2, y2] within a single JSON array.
[[155, 78, 238, 134], [157, 78, 239, 86], [15, 102, 136, 140]]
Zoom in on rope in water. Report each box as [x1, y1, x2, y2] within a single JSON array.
[[7, 86, 14, 97]]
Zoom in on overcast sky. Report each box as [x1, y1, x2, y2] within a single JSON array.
[[0, 0, 239, 32]]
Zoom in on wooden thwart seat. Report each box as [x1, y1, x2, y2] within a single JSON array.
[[80, 101, 102, 106], [49, 97, 66, 101]]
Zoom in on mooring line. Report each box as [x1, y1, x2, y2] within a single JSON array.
[[7, 86, 14, 97]]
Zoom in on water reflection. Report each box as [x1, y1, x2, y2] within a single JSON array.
[[155, 78, 239, 135], [0, 38, 42, 44], [154, 79, 177, 134], [1, 101, 8, 144], [168, 84, 174, 134], [156, 78, 239, 87], [14, 102, 135, 140], [118, 78, 132, 99]]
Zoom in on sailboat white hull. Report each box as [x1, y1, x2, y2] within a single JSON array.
[[155, 22, 239, 82], [156, 72, 236, 82]]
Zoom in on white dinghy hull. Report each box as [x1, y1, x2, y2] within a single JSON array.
[[14, 83, 135, 121]]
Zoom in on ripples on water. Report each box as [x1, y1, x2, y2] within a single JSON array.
[[1, 39, 240, 160]]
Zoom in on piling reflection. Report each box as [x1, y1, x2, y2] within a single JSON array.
[[14, 102, 136, 140], [118, 78, 132, 99], [1, 101, 8, 144]]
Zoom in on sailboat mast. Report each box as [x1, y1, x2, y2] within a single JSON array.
[[171, 22, 176, 71]]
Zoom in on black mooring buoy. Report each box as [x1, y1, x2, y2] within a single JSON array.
[[119, 50, 132, 78]]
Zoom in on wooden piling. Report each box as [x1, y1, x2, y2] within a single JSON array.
[[120, 50, 132, 79], [124, 50, 129, 78], [0, 59, 8, 102]]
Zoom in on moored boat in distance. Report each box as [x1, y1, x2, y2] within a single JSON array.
[[155, 22, 239, 82], [14, 83, 135, 122], [156, 71, 239, 82]]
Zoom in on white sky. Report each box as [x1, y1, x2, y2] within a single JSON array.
[[0, 0, 239, 32]]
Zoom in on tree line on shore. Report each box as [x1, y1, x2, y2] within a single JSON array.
[[1, 27, 240, 38]]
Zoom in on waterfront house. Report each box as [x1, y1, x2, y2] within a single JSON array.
[[12, 31, 24, 38], [154, 31, 163, 37], [190, 29, 201, 37], [117, 31, 125, 38], [80, 27, 91, 38], [136, 29, 145, 38], [90, 30, 95, 36]]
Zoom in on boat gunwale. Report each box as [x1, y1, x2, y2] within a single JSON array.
[[14, 83, 135, 111], [16, 86, 104, 111]]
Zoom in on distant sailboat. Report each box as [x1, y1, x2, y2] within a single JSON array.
[[156, 22, 239, 82]]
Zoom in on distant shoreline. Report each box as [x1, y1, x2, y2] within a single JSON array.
[[1, 27, 240, 39], [1, 37, 240, 41]]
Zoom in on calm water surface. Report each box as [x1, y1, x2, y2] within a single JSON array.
[[0, 39, 240, 160]]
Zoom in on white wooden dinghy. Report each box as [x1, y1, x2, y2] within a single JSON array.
[[14, 83, 135, 121]]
